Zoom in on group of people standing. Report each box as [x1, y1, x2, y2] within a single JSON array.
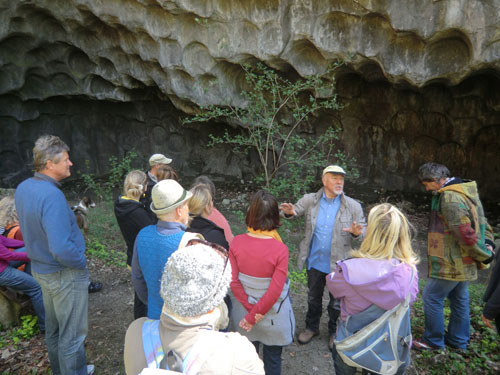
[[1, 132, 498, 375]]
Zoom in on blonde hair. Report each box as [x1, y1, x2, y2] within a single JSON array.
[[123, 170, 147, 200], [351, 203, 419, 266], [157, 165, 178, 182], [0, 195, 18, 227], [188, 184, 212, 216]]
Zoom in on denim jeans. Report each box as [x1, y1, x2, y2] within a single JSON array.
[[422, 278, 470, 349], [0, 265, 45, 331], [33, 268, 89, 375], [305, 268, 340, 335], [8, 247, 31, 273], [253, 342, 283, 375]]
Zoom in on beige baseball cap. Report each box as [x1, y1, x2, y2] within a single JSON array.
[[322, 165, 346, 176], [149, 153, 172, 166]]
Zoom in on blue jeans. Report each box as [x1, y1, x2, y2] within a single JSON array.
[[0, 265, 45, 331], [253, 342, 282, 375], [8, 247, 31, 273], [33, 268, 89, 375], [422, 278, 470, 349]]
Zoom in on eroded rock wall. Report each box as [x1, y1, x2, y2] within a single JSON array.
[[1, 0, 499, 198]]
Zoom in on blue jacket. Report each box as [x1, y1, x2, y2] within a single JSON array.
[[15, 173, 87, 273]]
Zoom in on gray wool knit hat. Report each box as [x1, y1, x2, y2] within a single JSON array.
[[160, 243, 231, 317]]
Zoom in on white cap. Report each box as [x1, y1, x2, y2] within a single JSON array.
[[322, 165, 346, 176], [149, 153, 172, 166]]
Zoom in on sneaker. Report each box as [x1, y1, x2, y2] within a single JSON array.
[[412, 339, 442, 351], [297, 329, 319, 345], [88, 281, 103, 293], [87, 364, 95, 375]]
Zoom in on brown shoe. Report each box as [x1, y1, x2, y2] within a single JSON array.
[[298, 329, 320, 344], [329, 335, 335, 351]]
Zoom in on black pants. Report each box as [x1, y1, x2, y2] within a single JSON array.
[[253, 342, 282, 375], [134, 292, 147, 319], [305, 268, 340, 335]]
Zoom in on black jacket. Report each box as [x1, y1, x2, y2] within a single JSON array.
[[187, 216, 229, 250], [114, 196, 155, 266], [139, 172, 157, 221]]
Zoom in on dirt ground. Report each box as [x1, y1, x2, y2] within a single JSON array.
[[1, 186, 498, 374], [82, 193, 435, 375]]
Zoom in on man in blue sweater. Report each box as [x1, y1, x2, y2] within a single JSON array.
[[131, 179, 196, 319], [15, 135, 94, 375]]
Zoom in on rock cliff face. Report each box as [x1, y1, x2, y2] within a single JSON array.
[[1, 0, 499, 198]]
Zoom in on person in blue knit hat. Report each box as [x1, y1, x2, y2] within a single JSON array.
[[131, 179, 200, 319]]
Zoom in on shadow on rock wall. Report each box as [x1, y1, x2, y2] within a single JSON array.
[[1, 70, 500, 201], [0, 95, 254, 189]]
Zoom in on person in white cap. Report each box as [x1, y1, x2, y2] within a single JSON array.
[[124, 243, 264, 375], [140, 153, 173, 219], [280, 165, 366, 351], [131, 179, 202, 320]]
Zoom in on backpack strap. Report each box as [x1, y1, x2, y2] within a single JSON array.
[[142, 319, 165, 369], [5, 224, 20, 240], [182, 330, 213, 375]]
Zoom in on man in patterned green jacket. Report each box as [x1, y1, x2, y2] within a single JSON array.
[[413, 162, 495, 351]]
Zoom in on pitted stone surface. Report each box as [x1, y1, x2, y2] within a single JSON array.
[[1, 0, 500, 199], [1, 0, 500, 106]]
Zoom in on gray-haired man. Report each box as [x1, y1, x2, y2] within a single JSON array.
[[15, 135, 94, 375], [280, 165, 365, 351]]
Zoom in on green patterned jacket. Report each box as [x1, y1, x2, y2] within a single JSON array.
[[427, 179, 494, 281]]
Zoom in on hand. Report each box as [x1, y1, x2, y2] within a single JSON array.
[[254, 314, 265, 323], [486, 244, 495, 254], [280, 203, 296, 216], [482, 314, 494, 329], [239, 318, 254, 332], [342, 221, 364, 237]]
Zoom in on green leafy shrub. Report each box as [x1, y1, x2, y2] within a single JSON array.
[[87, 240, 127, 268], [79, 151, 138, 201], [0, 315, 39, 348], [289, 268, 308, 293], [184, 63, 358, 201]]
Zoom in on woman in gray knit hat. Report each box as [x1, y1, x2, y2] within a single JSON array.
[[124, 243, 264, 375]]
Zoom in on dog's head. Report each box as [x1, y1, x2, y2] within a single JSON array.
[[81, 196, 96, 209]]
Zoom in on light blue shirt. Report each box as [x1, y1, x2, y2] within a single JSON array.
[[307, 192, 341, 274]]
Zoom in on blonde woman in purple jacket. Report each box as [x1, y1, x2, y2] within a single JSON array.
[[327, 203, 419, 375]]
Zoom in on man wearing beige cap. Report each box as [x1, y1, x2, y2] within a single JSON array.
[[131, 179, 202, 320], [280, 165, 365, 351], [140, 153, 173, 218]]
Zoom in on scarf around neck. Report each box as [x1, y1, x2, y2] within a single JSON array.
[[247, 227, 282, 243]]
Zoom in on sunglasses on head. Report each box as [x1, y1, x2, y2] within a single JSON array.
[[186, 238, 228, 259]]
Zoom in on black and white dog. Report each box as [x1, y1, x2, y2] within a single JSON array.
[[71, 196, 96, 240], [71, 197, 102, 293]]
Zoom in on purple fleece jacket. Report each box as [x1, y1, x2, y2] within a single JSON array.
[[0, 236, 28, 273], [327, 258, 419, 321]]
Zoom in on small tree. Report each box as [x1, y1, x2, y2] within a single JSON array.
[[78, 151, 138, 201], [184, 62, 357, 200]]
